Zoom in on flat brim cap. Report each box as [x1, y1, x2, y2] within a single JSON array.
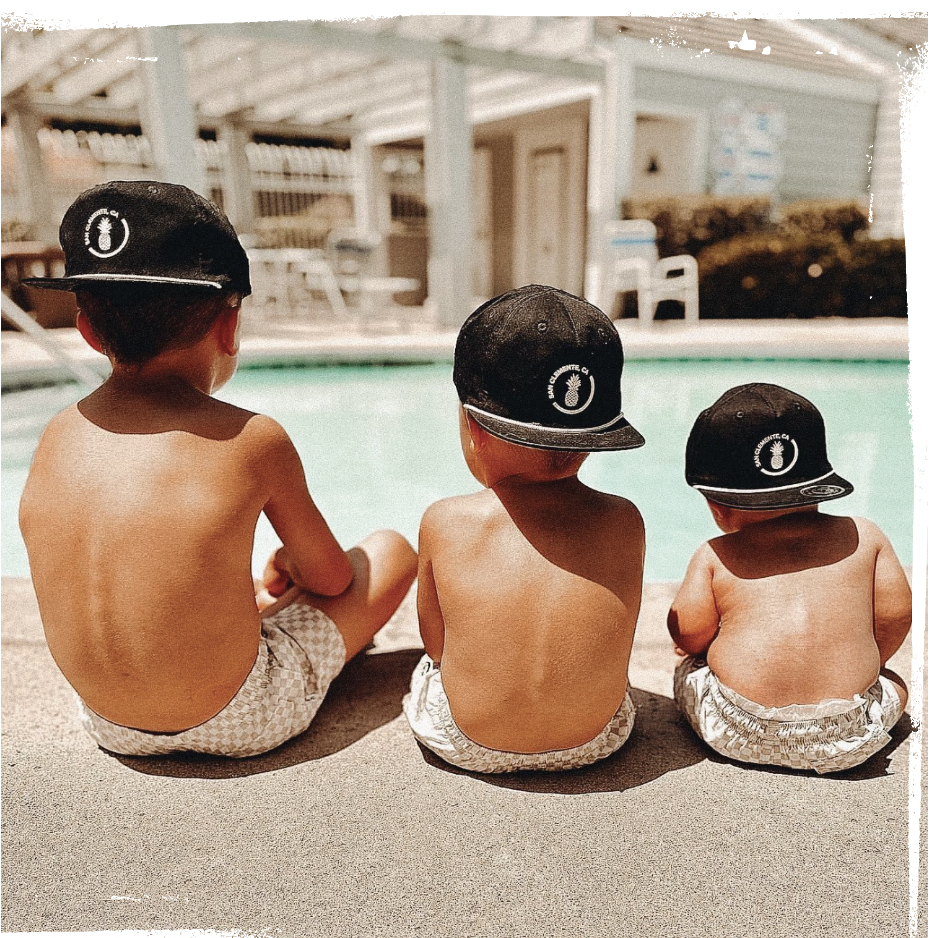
[[686, 382, 853, 508], [454, 284, 644, 452], [23, 180, 251, 296]]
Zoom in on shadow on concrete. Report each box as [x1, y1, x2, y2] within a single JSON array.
[[108, 647, 424, 779], [697, 710, 915, 781], [417, 687, 708, 794]]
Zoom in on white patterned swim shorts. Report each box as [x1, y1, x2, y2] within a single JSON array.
[[403, 654, 636, 773], [673, 655, 904, 774], [77, 594, 346, 759]]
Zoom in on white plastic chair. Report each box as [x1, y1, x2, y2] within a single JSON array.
[[245, 248, 347, 320], [325, 227, 419, 319], [604, 220, 699, 323]]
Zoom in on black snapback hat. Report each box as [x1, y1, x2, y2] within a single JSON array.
[[453, 284, 644, 452], [685, 383, 853, 509], [24, 180, 251, 296]]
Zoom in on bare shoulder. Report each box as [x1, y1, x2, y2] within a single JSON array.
[[235, 411, 291, 447], [225, 412, 300, 467], [421, 491, 494, 531], [30, 403, 96, 457], [420, 491, 496, 549], [849, 514, 889, 546], [583, 488, 645, 534], [691, 537, 725, 573]]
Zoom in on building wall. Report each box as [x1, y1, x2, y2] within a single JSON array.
[[475, 101, 590, 297], [634, 66, 877, 204]]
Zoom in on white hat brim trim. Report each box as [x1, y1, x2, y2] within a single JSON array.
[[463, 402, 629, 434], [693, 469, 838, 495], [65, 274, 222, 289]]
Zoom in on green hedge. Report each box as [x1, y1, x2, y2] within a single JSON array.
[[776, 199, 869, 243], [621, 195, 773, 259], [620, 196, 871, 260], [696, 233, 906, 319]]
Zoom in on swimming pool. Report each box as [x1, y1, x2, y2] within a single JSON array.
[[1, 359, 913, 581]]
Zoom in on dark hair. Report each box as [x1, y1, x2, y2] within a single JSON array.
[[76, 284, 238, 366]]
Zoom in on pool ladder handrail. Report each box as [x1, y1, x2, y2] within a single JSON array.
[[1, 292, 103, 391]]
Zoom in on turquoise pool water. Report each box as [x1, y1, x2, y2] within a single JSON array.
[[1, 360, 913, 582]]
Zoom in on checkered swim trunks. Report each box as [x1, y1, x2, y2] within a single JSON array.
[[403, 654, 636, 773], [673, 655, 904, 774], [77, 594, 346, 759]]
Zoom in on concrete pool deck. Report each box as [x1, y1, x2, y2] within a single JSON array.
[[2, 315, 924, 935], [1, 315, 911, 389], [1, 574, 923, 937]]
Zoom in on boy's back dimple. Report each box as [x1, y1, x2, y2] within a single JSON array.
[[426, 480, 644, 753]]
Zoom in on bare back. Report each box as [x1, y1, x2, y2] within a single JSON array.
[[419, 478, 644, 752], [670, 513, 912, 705], [20, 381, 292, 731]]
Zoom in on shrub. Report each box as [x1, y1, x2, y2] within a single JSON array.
[[620, 195, 773, 259], [696, 233, 906, 319], [776, 199, 869, 243]]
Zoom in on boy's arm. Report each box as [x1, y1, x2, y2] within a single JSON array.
[[872, 526, 912, 664], [416, 505, 446, 662], [667, 543, 721, 656], [258, 419, 354, 597]]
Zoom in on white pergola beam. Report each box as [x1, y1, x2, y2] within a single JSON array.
[[359, 73, 594, 146], [137, 27, 204, 195], [7, 106, 56, 243], [190, 42, 314, 112], [282, 62, 423, 126], [232, 54, 386, 123], [1, 29, 105, 99], [203, 20, 603, 83], [585, 37, 634, 309], [218, 117, 256, 237], [51, 39, 138, 106], [424, 54, 473, 328], [798, 18, 913, 68]]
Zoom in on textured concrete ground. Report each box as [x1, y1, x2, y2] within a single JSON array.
[[1, 575, 923, 937]]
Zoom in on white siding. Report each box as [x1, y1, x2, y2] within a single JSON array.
[[634, 67, 877, 205]]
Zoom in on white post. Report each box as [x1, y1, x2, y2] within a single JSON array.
[[9, 106, 56, 244], [217, 117, 255, 239], [585, 37, 635, 315], [351, 133, 376, 234], [869, 76, 905, 239], [424, 54, 473, 329], [137, 27, 206, 196]]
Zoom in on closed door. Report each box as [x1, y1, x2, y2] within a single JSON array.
[[528, 146, 567, 286]]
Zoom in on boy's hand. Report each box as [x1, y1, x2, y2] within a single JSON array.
[[262, 546, 296, 598]]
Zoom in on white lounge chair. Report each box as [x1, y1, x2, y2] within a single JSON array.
[[325, 228, 419, 319], [604, 220, 699, 324], [245, 247, 347, 320]]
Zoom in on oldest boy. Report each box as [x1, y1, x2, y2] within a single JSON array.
[[20, 181, 416, 758]]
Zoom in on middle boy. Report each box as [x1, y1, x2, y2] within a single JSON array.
[[404, 284, 646, 772]]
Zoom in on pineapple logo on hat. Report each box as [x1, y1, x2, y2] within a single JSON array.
[[548, 364, 595, 415], [754, 433, 799, 476], [84, 207, 130, 258]]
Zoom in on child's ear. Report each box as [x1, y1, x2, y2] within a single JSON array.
[[75, 310, 104, 354], [464, 412, 490, 451], [215, 306, 241, 357], [706, 499, 725, 525]]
